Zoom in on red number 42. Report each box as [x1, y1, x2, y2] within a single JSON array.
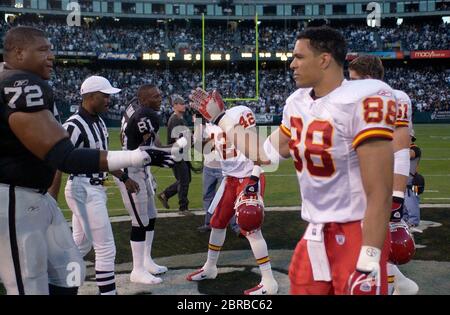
[[239, 113, 256, 128]]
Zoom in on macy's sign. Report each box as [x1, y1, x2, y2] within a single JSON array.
[[411, 50, 450, 59]]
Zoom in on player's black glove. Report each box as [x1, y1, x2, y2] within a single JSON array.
[[244, 175, 259, 196], [141, 146, 175, 168], [390, 196, 404, 222]]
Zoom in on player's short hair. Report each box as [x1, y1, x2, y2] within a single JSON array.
[[3, 26, 47, 59], [137, 84, 157, 97], [296, 26, 347, 67], [348, 55, 385, 80]]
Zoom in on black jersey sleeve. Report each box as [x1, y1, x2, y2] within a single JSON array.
[[0, 71, 54, 119]]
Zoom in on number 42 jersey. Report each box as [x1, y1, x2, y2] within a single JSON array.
[[281, 79, 396, 224]]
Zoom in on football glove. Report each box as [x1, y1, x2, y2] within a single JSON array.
[[348, 246, 381, 295], [141, 146, 175, 168], [189, 87, 225, 123], [244, 176, 259, 196], [391, 196, 404, 222]]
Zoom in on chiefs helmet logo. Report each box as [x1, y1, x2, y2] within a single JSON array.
[[389, 222, 416, 265], [234, 192, 264, 236]]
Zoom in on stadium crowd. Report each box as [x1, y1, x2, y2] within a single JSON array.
[[1, 16, 449, 53], [50, 66, 450, 119]]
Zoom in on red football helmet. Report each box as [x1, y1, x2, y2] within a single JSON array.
[[389, 221, 416, 265], [234, 192, 264, 236]]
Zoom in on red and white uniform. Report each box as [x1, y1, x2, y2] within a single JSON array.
[[206, 106, 264, 229], [280, 79, 395, 294], [394, 89, 413, 133]]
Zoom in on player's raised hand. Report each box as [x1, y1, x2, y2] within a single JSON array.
[[189, 87, 225, 123], [140, 146, 175, 168]]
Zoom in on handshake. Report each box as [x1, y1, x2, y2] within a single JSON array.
[[140, 146, 175, 168], [138, 136, 190, 168]]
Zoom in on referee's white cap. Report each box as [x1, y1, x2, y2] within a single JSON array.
[[80, 75, 121, 95]]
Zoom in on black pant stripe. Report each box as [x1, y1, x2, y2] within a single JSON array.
[[96, 275, 115, 283], [96, 270, 113, 274], [8, 186, 24, 295], [127, 191, 145, 228]]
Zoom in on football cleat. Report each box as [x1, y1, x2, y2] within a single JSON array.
[[186, 266, 218, 281], [393, 277, 419, 295], [130, 269, 163, 285], [145, 260, 168, 275], [234, 191, 264, 236], [244, 280, 278, 295]]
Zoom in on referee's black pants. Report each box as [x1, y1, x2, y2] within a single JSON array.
[[163, 160, 191, 211]]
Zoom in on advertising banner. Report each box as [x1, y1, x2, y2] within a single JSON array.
[[98, 52, 139, 60], [411, 50, 450, 59]]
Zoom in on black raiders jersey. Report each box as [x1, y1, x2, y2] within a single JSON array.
[[122, 99, 160, 150], [0, 68, 59, 190]]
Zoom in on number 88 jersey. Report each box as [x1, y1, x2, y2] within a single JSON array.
[[280, 79, 395, 224]]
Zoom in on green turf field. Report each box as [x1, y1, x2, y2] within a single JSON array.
[[56, 124, 450, 219]]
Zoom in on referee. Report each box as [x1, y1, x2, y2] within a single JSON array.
[[63, 76, 139, 295]]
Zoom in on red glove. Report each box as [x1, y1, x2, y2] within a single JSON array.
[[348, 246, 381, 295], [189, 88, 225, 123]]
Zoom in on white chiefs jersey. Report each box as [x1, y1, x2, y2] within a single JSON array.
[[205, 106, 255, 178], [281, 79, 396, 224], [394, 89, 413, 134]]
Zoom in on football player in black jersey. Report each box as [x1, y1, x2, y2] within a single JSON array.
[[115, 85, 188, 284], [0, 27, 174, 295]]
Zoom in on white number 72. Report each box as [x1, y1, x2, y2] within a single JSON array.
[[5, 85, 44, 108]]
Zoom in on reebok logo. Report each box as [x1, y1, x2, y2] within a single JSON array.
[[14, 80, 29, 87]]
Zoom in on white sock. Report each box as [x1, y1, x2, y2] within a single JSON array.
[[130, 240, 145, 271], [387, 263, 396, 295], [205, 228, 226, 269], [144, 231, 155, 265], [390, 263, 408, 282], [246, 230, 275, 283]]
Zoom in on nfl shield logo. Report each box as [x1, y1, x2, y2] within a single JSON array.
[[335, 234, 345, 245]]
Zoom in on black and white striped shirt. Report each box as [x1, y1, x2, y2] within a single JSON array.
[[63, 106, 109, 179]]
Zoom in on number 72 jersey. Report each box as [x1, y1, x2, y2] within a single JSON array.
[[280, 79, 396, 224]]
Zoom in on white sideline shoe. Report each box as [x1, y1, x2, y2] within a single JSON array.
[[393, 277, 419, 295], [145, 260, 168, 275], [186, 266, 218, 281], [130, 269, 163, 285], [244, 279, 278, 295]]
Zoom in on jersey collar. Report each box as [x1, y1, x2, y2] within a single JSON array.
[[78, 106, 100, 123]]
